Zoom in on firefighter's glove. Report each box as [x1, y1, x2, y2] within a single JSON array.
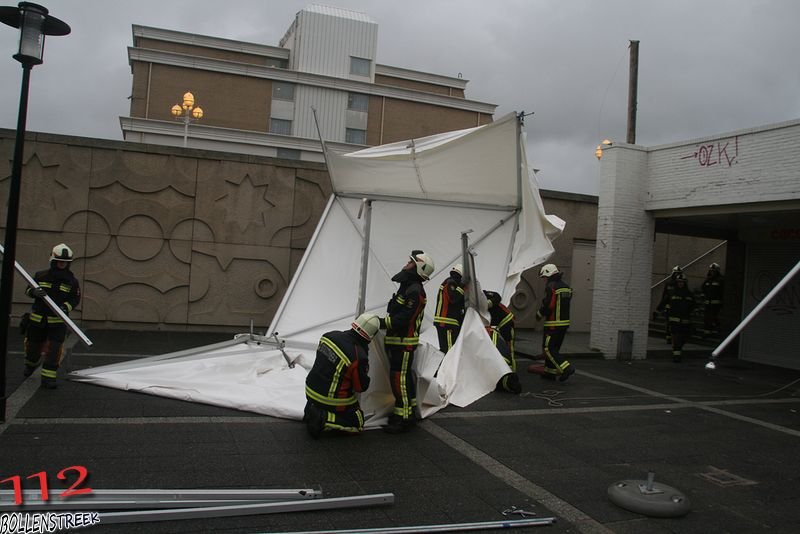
[[60, 304, 70, 314], [31, 287, 46, 299]]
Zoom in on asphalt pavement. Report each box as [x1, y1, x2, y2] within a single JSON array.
[[2, 327, 799, 533]]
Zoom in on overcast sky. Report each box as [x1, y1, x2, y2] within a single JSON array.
[[1, 0, 798, 196]]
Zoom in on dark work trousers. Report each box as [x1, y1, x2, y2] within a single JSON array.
[[670, 323, 691, 362], [386, 345, 417, 422], [541, 327, 572, 377], [436, 325, 460, 353], [304, 400, 365, 434], [703, 304, 721, 336], [24, 322, 68, 386]]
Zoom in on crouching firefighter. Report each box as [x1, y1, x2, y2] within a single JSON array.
[[23, 243, 81, 389], [304, 313, 381, 439], [378, 250, 435, 434]]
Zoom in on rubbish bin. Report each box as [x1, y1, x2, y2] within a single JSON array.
[[617, 330, 633, 361]]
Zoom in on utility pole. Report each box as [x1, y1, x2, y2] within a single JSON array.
[[627, 40, 639, 144]]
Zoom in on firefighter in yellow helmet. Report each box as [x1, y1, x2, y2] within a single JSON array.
[[22, 244, 81, 389], [378, 250, 434, 433], [535, 263, 575, 382], [304, 313, 381, 438]]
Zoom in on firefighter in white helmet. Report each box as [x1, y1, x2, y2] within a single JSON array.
[[377, 250, 434, 433], [22, 244, 81, 389], [434, 263, 465, 354], [303, 313, 380, 438], [534, 263, 575, 382]]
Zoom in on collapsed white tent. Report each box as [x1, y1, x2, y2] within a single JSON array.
[[70, 112, 564, 427]]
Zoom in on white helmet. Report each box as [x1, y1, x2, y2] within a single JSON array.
[[352, 313, 380, 341], [50, 243, 74, 262], [410, 252, 435, 281], [709, 262, 720, 271], [539, 263, 559, 278], [451, 263, 463, 276]]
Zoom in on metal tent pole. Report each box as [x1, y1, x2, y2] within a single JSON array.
[[709, 259, 800, 365], [266, 516, 557, 533], [98, 493, 394, 524], [0, 244, 92, 346]]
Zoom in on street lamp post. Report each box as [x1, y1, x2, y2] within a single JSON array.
[[0, 2, 70, 422], [171, 92, 203, 148]]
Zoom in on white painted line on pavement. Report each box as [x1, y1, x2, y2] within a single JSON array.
[[0, 377, 41, 437], [422, 420, 615, 534], [578, 369, 800, 438]]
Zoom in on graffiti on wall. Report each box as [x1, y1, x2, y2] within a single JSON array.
[[680, 136, 739, 168]]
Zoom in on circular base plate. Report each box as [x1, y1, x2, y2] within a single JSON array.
[[608, 479, 691, 517]]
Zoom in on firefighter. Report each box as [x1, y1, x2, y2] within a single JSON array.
[[668, 273, 695, 362], [304, 313, 381, 438], [23, 243, 81, 389], [656, 265, 683, 343], [434, 264, 465, 353], [483, 290, 515, 360], [536, 263, 575, 381], [487, 325, 521, 394], [378, 250, 434, 434], [701, 262, 724, 337]]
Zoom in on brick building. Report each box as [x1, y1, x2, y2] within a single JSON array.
[[121, 4, 495, 160]]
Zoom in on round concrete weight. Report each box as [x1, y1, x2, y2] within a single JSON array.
[[607, 479, 691, 518]]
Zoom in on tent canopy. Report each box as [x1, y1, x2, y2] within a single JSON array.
[[71, 112, 564, 426]]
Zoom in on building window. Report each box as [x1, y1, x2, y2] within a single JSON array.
[[270, 118, 292, 135], [266, 58, 287, 69], [346, 128, 367, 145], [347, 93, 369, 112], [350, 56, 371, 77], [272, 82, 295, 101], [277, 148, 301, 160]]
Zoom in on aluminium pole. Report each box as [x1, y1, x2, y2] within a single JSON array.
[[355, 199, 372, 316]]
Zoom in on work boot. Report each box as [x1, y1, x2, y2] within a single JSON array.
[[558, 367, 575, 382], [23, 366, 34, 378], [383, 415, 414, 434], [305, 404, 325, 439], [40, 379, 57, 390]]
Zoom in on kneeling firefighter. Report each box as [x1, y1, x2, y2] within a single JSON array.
[[304, 313, 381, 438]]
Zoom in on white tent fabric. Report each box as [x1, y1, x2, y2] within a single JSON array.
[[70, 112, 563, 426]]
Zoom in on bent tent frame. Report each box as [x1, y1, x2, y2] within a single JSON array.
[[69, 112, 563, 426]]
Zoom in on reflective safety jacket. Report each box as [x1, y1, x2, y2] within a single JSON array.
[[434, 274, 465, 328], [25, 264, 81, 327], [484, 290, 515, 345], [384, 270, 426, 348], [305, 330, 371, 408], [538, 275, 572, 329], [667, 286, 695, 325], [701, 274, 724, 305]]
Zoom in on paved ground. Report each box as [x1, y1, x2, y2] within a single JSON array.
[[2, 327, 799, 533]]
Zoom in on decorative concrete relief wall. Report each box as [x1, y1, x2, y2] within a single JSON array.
[[0, 132, 331, 331]]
